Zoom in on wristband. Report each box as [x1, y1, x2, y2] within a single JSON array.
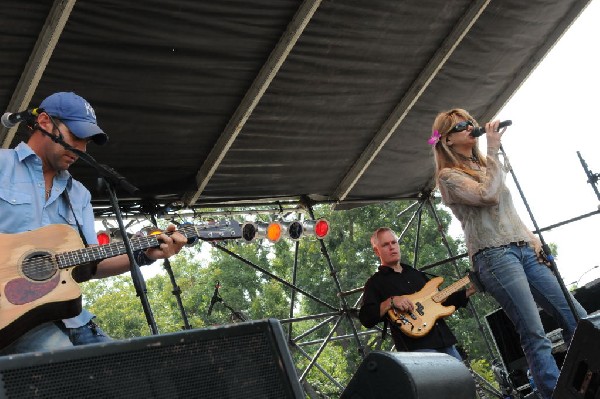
[[133, 249, 155, 266]]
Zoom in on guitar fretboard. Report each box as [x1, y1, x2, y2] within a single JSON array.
[[432, 276, 470, 303], [53, 223, 239, 269], [56, 234, 163, 269]]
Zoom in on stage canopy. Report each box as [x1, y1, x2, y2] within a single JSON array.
[[0, 0, 592, 213]]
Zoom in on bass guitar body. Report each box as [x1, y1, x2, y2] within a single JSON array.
[[387, 277, 456, 338]]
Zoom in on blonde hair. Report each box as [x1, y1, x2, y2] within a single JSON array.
[[431, 109, 487, 181]]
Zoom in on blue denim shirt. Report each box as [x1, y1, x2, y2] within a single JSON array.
[[0, 142, 97, 328]]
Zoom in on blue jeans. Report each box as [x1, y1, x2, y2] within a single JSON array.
[[0, 320, 112, 355], [64, 319, 113, 346], [413, 345, 463, 362], [473, 244, 587, 399]]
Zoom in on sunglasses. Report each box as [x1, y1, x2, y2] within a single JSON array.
[[446, 120, 474, 135]]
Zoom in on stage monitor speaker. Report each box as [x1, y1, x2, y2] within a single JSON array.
[[340, 351, 476, 399], [553, 314, 600, 399], [0, 318, 304, 399]]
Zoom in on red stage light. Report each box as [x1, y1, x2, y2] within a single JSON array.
[[314, 219, 329, 239], [302, 219, 330, 239], [97, 231, 110, 245]]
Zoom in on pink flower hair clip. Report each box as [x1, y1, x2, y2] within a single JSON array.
[[427, 130, 441, 146]]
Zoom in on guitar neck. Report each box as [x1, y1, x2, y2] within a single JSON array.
[[432, 276, 470, 303], [56, 235, 161, 269], [55, 223, 238, 270]]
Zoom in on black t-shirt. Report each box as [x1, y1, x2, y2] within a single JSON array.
[[358, 264, 469, 351]]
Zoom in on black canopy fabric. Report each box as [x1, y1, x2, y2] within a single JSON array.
[[0, 0, 591, 212]]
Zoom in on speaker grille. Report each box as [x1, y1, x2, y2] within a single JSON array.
[[0, 319, 302, 398]]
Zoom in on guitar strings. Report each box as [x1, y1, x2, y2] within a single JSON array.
[[19, 224, 219, 277], [22, 235, 162, 275]]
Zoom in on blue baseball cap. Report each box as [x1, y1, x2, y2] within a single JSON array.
[[40, 92, 108, 145]]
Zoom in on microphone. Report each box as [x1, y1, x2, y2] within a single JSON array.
[[207, 281, 221, 316], [1, 108, 44, 128], [470, 120, 512, 137]]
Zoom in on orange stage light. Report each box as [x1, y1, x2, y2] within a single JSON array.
[[266, 222, 282, 242]]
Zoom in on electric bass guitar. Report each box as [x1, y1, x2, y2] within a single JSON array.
[[0, 221, 241, 350], [387, 272, 479, 338]]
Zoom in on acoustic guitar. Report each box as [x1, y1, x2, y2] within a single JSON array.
[[0, 221, 241, 349]]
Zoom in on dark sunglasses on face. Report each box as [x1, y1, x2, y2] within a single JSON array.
[[446, 120, 474, 135]]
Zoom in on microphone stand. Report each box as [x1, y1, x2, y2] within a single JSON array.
[[500, 144, 582, 325], [208, 290, 246, 323], [162, 258, 191, 330], [148, 214, 191, 330], [38, 126, 159, 335], [577, 151, 600, 202], [221, 299, 247, 323]]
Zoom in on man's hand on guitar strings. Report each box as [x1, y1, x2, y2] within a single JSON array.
[[392, 295, 414, 313]]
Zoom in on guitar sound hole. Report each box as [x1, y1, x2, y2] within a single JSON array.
[[23, 251, 58, 281]]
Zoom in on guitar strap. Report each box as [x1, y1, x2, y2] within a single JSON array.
[[62, 188, 88, 247], [62, 188, 97, 282]]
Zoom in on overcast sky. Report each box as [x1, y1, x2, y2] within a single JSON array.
[[463, 0, 600, 288]]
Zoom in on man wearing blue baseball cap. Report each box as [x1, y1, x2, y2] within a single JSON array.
[[40, 91, 108, 145], [0, 92, 187, 355]]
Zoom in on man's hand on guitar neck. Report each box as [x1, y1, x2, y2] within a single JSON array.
[[144, 224, 187, 261], [93, 224, 187, 279]]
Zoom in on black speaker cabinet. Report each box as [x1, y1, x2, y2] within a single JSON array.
[[486, 308, 529, 374], [340, 351, 476, 399], [0, 318, 304, 399], [553, 314, 600, 399], [486, 307, 568, 390]]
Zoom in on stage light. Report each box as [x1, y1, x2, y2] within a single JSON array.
[[242, 222, 258, 241], [96, 231, 111, 245], [303, 219, 329, 239], [97, 228, 131, 243], [281, 221, 304, 240], [253, 221, 282, 243], [242, 220, 325, 242], [266, 222, 282, 242]]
